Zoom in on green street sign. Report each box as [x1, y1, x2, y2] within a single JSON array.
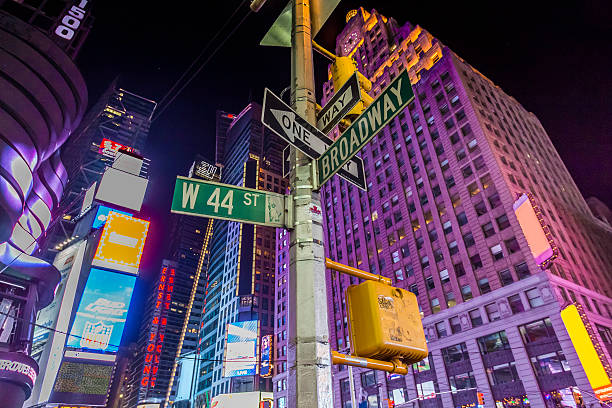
[[316, 70, 414, 186], [171, 176, 286, 228]]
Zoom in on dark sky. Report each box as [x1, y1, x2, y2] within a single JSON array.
[[74, 0, 611, 341]]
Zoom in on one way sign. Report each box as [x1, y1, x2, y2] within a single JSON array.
[[262, 88, 366, 190]]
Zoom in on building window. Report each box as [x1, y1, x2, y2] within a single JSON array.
[[514, 262, 530, 280], [431, 298, 441, 314], [361, 370, 377, 387], [394, 269, 404, 282], [412, 355, 431, 373], [461, 285, 473, 301], [478, 331, 510, 354], [470, 254, 483, 270], [454, 262, 465, 277], [478, 278, 491, 294], [436, 321, 448, 338], [482, 221, 495, 238], [505, 238, 521, 254], [450, 316, 462, 333], [508, 294, 525, 314], [530, 351, 570, 376], [448, 371, 476, 392], [496, 214, 510, 230], [426, 276, 435, 290], [525, 288, 544, 307], [463, 232, 475, 248], [469, 309, 483, 327], [597, 324, 612, 344], [485, 303, 501, 321], [498, 269, 514, 286], [439, 269, 450, 284], [486, 362, 519, 385], [519, 318, 555, 343], [446, 292, 456, 308], [490, 244, 504, 261], [442, 342, 469, 364]]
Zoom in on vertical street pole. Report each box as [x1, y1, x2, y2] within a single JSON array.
[[348, 364, 357, 408], [288, 0, 333, 407]]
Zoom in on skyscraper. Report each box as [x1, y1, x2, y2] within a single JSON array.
[[42, 81, 156, 257], [194, 103, 287, 405], [273, 7, 612, 408]]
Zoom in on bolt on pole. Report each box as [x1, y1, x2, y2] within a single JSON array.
[[287, 0, 333, 407]]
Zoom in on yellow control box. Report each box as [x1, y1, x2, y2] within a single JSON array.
[[346, 280, 428, 363]]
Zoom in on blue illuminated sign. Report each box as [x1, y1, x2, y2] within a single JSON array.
[[92, 206, 132, 229], [66, 268, 136, 353], [260, 334, 272, 377], [223, 320, 259, 377]]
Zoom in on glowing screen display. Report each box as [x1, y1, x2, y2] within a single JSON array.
[[260, 334, 272, 377], [92, 212, 149, 275], [513, 193, 557, 269], [223, 320, 259, 377], [66, 268, 136, 353], [92, 206, 132, 230]]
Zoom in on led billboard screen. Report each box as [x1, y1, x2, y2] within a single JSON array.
[[561, 304, 612, 400], [92, 212, 149, 275], [48, 358, 114, 406], [67, 268, 136, 353], [513, 193, 558, 269], [223, 320, 259, 377], [92, 206, 132, 230], [260, 334, 272, 377]]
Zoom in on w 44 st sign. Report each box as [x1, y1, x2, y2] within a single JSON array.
[[171, 176, 286, 228]]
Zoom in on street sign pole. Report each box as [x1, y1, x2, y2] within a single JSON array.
[[288, 0, 333, 407]]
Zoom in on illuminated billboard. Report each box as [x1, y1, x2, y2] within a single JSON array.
[[48, 357, 115, 406], [92, 212, 149, 275], [92, 206, 132, 230], [561, 304, 612, 401], [513, 193, 558, 269], [99, 138, 133, 156], [67, 268, 136, 353], [223, 320, 259, 377], [260, 334, 272, 377]]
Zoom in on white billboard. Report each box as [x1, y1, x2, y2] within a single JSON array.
[[95, 167, 148, 211], [223, 321, 259, 377]]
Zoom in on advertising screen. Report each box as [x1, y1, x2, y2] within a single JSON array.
[[561, 305, 612, 400], [48, 357, 114, 406], [223, 321, 259, 377], [92, 206, 132, 230], [92, 212, 149, 275], [513, 193, 557, 269], [66, 268, 136, 353], [260, 334, 272, 377]]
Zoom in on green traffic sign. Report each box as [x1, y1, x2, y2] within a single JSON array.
[[316, 69, 414, 186], [171, 176, 286, 228]]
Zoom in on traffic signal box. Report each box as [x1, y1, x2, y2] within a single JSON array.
[[477, 392, 485, 406], [346, 280, 428, 363], [331, 56, 374, 117], [325, 258, 428, 374]]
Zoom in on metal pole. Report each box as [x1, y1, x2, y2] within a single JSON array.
[[348, 364, 357, 408], [288, 0, 333, 407]]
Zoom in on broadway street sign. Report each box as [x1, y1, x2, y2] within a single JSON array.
[[316, 73, 360, 135], [171, 176, 286, 228], [262, 88, 366, 190], [316, 70, 413, 186]]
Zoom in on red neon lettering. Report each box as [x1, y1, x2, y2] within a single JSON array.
[[158, 284, 164, 291], [147, 344, 155, 352], [156, 344, 162, 353], [161, 318, 167, 325], [143, 365, 151, 375], [168, 276, 174, 284], [166, 293, 172, 301], [152, 366, 159, 375], [155, 301, 161, 309], [149, 333, 156, 341], [150, 377, 156, 388], [145, 354, 153, 363], [159, 333, 165, 342], [152, 316, 159, 325], [154, 355, 160, 364], [167, 285, 174, 292], [164, 302, 170, 309], [170, 269, 175, 275], [141, 377, 149, 387], [160, 275, 166, 282]]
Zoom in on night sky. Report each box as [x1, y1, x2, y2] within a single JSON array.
[[74, 0, 611, 343]]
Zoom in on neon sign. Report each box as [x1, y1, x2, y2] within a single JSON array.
[[141, 265, 175, 389]]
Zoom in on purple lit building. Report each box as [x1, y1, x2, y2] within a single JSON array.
[[0, 2, 90, 406], [273, 8, 612, 408]]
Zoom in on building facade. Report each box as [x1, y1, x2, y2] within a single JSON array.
[[271, 7, 612, 408], [193, 103, 287, 406], [42, 82, 156, 258]]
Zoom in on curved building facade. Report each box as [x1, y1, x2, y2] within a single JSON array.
[[0, 10, 87, 406]]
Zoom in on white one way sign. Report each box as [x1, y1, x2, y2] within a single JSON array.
[[262, 88, 366, 190]]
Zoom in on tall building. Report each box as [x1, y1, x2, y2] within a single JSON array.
[[42, 81, 156, 258], [273, 7, 612, 408], [0, 2, 90, 406], [194, 103, 287, 405]]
